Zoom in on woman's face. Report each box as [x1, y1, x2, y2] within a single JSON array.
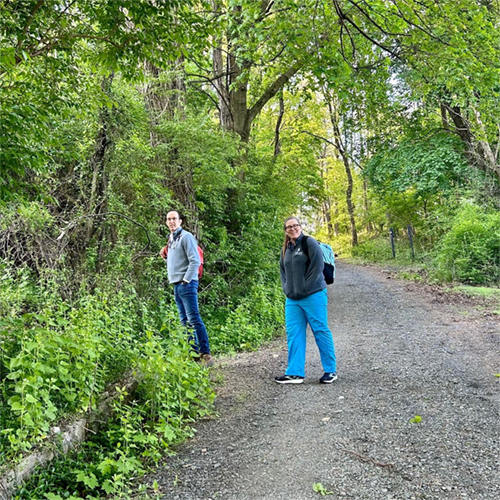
[[284, 218, 302, 240]]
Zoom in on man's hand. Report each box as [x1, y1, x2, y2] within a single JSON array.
[[160, 246, 168, 259]]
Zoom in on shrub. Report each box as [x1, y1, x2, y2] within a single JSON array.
[[351, 237, 394, 262], [0, 264, 214, 465], [432, 204, 500, 284]]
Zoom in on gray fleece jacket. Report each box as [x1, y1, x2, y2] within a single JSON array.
[[279, 233, 326, 300], [166, 228, 200, 284]]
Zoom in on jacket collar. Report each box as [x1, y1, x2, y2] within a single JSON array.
[[288, 232, 304, 250]]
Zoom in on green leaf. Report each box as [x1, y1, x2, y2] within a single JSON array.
[[313, 482, 334, 495], [45, 494, 64, 500], [25, 394, 39, 404], [185, 390, 196, 399], [102, 480, 116, 495], [10, 401, 24, 411], [76, 470, 99, 489]]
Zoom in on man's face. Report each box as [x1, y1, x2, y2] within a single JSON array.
[[166, 211, 182, 233]]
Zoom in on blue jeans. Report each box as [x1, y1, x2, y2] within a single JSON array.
[[285, 289, 336, 377], [173, 281, 210, 354]]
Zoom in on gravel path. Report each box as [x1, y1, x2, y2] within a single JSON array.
[[155, 262, 500, 500]]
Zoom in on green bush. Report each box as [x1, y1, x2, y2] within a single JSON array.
[[351, 237, 394, 262], [13, 331, 213, 500], [351, 235, 419, 264], [432, 204, 500, 284], [0, 264, 214, 467]]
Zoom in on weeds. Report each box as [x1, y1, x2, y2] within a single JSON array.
[[0, 252, 281, 498], [313, 483, 334, 495]]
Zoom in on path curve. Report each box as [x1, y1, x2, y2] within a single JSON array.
[[156, 262, 500, 500]]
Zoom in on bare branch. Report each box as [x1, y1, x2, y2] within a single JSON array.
[[332, 0, 403, 60], [58, 212, 151, 258], [347, 0, 411, 37]]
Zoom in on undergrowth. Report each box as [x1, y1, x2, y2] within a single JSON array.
[[346, 203, 500, 287], [0, 256, 282, 498]]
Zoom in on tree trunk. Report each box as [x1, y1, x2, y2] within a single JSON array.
[[143, 59, 186, 146], [440, 103, 450, 131], [472, 106, 500, 181], [88, 74, 114, 217], [444, 104, 500, 181], [318, 144, 334, 236], [327, 98, 358, 246], [363, 180, 373, 233], [213, 46, 233, 131], [323, 200, 334, 237], [333, 200, 340, 236], [274, 93, 285, 157], [210, 2, 301, 143], [85, 74, 115, 271], [142, 60, 200, 235]]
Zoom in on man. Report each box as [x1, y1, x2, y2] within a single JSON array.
[[160, 211, 213, 366]]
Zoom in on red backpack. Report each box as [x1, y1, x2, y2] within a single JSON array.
[[195, 245, 204, 280]]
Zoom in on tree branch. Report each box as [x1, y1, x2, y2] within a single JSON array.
[[17, 0, 46, 52], [332, 0, 403, 60], [57, 212, 151, 257], [300, 129, 363, 170], [247, 63, 301, 124], [388, 0, 450, 45], [348, 0, 411, 38]]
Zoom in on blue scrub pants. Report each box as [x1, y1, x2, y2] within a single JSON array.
[[285, 289, 336, 378]]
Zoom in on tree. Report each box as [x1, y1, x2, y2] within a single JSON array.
[[0, 0, 205, 201]]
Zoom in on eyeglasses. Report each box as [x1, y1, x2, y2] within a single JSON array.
[[285, 224, 301, 231]]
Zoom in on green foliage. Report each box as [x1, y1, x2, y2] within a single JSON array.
[[0, 93, 287, 494], [451, 286, 500, 300], [432, 204, 500, 284], [351, 237, 394, 262], [13, 352, 207, 500], [347, 201, 500, 288], [254, 90, 330, 213], [154, 114, 240, 217], [351, 234, 420, 265], [0, 262, 214, 464], [313, 483, 334, 495], [364, 133, 468, 203], [0, 0, 210, 203], [209, 280, 284, 353], [409, 415, 422, 424], [2, 1, 500, 496]]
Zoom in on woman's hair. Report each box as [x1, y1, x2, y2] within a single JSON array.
[[282, 216, 301, 257]]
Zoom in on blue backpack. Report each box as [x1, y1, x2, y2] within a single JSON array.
[[301, 236, 335, 285]]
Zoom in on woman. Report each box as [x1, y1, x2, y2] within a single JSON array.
[[275, 216, 337, 384]]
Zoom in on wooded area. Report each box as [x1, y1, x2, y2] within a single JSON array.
[[1, 1, 499, 498]]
